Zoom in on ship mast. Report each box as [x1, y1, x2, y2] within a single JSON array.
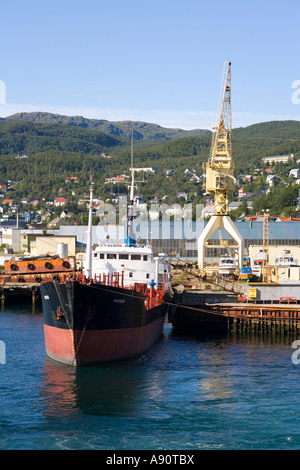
[[125, 124, 136, 247], [85, 175, 94, 279]]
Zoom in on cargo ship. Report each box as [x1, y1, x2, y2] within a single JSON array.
[[41, 157, 171, 365], [41, 274, 167, 365]]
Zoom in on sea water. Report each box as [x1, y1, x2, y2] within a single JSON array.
[[0, 305, 299, 450]]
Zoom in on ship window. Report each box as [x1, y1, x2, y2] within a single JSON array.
[[146, 273, 150, 279], [129, 272, 133, 278], [107, 254, 116, 259], [119, 254, 129, 260], [143, 255, 148, 261], [99, 253, 105, 259], [131, 255, 141, 260], [94, 253, 97, 258]]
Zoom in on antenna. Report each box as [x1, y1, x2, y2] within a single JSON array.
[[125, 123, 136, 247], [131, 122, 134, 170], [129, 123, 135, 203], [85, 175, 94, 279]]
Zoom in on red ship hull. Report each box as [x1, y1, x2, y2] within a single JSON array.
[[44, 316, 165, 366]]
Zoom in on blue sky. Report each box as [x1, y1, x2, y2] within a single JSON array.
[[0, 0, 299, 129]]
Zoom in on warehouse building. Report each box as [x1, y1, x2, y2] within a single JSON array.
[[58, 220, 300, 260]]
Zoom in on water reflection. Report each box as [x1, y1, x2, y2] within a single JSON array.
[[167, 329, 295, 410], [40, 324, 296, 421], [41, 357, 149, 418], [0, 304, 42, 316]]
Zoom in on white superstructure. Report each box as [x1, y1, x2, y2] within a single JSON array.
[[218, 255, 236, 276], [275, 249, 297, 267], [90, 243, 171, 291]]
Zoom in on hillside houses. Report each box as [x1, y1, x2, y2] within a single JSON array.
[[105, 176, 126, 184], [238, 187, 252, 199], [266, 175, 282, 187], [0, 181, 7, 191], [243, 175, 253, 182], [289, 169, 300, 179], [54, 198, 66, 206], [164, 169, 175, 177], [262, 154, 294, 164], [0, 146, 300, 233], [201, 202, 215, 219], [65, 176, 78, 183], [131, 167, 157, 174], [176, 191, 188, 201]]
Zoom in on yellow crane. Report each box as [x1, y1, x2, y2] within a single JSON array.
[[204, 61, 235, 215], [198, 61, 244, 271]]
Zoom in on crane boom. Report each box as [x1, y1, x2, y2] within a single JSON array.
[[204, 60, 235, 215]]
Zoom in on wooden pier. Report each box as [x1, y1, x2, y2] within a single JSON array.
[[169, 299, 300, 335], [169, 258, 300, 335], [211, 302, 300, 334], [0, 282, 40, 306]]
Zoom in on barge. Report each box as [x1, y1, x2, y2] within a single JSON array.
[[169, 281, 300, 335]]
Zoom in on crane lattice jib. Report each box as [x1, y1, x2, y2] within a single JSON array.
[[204, 61, 235, 215], [211, 62, 232, 167]]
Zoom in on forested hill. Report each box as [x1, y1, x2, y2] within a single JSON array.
[[0, 115, 300, 168], [0, 114, 299, 210], [0, 119, 126, 155], [233, 120, 300, 140], [4, 112, 210, 141], [0, 116, 299, 176]]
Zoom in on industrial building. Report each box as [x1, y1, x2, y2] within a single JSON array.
[[57, 219, 300, 260]]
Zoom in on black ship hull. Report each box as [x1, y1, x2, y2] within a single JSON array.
[[41, 280, 167, 366]]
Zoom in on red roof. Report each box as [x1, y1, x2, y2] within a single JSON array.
[[114, 177, 125, 182], [278, 217, 300, 222]]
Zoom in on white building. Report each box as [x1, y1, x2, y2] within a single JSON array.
[[289, 168, 300, 178], [262, 154, 294, 164]]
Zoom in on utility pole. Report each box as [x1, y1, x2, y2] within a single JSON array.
[[85, 175, 94, 279], [262, 210, 270, 282]]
